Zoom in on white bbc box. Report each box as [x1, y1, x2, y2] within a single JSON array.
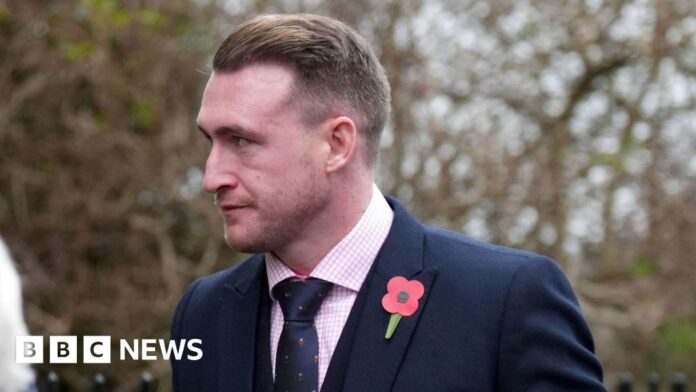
[[16, 336, 44, 364], [50, 336, 78, 364], [83, 336, 111, 364]]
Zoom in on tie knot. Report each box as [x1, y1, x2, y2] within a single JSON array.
[[273, 278, 333, 322]]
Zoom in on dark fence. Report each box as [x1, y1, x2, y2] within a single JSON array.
[[616, 372, 688, 392], [35, 371, 157, 392], [34, 370, 689, 391]]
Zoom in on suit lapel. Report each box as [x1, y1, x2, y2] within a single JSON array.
[[341, 198, 439, 392], [254, 275, 275, 392], [217, 255, 267, 391]]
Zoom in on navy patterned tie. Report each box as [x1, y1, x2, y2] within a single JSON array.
[[273, 278, 333, 392]]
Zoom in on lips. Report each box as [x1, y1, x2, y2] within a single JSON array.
[[218, 203, 252, 220], [215, 193, 252, 215], [219, 204, 250, 216], [219, 204, 247, 210]]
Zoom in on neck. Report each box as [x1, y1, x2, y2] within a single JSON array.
[[273, 178, 374, 275]]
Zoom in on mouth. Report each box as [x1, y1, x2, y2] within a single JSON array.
[[219, 204, 249, 211], [218, 203, 252, 218], [215, 192, 252, 216]]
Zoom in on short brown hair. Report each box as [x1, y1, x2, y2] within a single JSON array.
[[213, 14, 391, 164]]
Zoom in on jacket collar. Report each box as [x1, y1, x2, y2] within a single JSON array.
[[337, 196, 438, 392], [217, 254, 266, 390]]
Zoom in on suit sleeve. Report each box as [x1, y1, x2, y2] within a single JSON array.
[[497, 256, 606, 392], [170, 279, 201, 392]]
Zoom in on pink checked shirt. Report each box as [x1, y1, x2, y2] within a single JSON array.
[[265, 184, 394, 390]]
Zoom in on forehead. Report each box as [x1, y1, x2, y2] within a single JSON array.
[[197, 64, 298, 127]]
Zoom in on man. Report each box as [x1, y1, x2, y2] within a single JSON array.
[[171, 14, 606, 392]]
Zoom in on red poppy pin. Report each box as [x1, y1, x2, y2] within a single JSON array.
[[381, 276, 425, 340]]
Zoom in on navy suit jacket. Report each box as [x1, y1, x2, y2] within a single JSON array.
[[171, 198, 605, 391]]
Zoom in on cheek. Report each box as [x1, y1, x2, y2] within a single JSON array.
[[252, 142, 323, 185], [300, 142, 327, 171]]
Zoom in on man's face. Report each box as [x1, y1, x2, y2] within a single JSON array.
[[197, 64, 331, 254]]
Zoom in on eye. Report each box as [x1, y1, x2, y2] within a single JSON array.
[[232, 136, 250, 146]]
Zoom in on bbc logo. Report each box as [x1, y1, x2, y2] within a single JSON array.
[[16, 336, 111, 364], [16, 336, 203, 363]]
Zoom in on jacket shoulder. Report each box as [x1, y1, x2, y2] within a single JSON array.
[[181, 254, 264, 303], [422, 225, 549, 271], [171, 254, 264, 338]]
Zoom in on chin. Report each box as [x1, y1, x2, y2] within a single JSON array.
[[224, 232, 267, 254]]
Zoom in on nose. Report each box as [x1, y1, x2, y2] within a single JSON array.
[[202, 145, 239, 194]]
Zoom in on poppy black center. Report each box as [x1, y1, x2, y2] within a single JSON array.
[[397, 291, 409, 303]]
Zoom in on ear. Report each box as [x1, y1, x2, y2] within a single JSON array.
[[325, 116, 358, 173]]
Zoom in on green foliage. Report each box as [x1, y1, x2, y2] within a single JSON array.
[[0, 4, 9, 23], [78, 0, 131, 30], [629, 255, 659, 277], [80, 0, 118, 12], [111, 9, 131, 27], [61, 41, 95, 61], [659, 319, 696, 355], [590, 151, 624, 169], [94, 112, 108, 126], [137, 9, 166, 28], [131, 99, 156, 130]]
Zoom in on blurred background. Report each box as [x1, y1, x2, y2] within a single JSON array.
[[1, 0, 695, 390]]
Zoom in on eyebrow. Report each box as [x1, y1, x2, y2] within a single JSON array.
[[196, 124, 260, 140]]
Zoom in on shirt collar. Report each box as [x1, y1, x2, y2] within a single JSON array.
[[266, 184, 394, 298]]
